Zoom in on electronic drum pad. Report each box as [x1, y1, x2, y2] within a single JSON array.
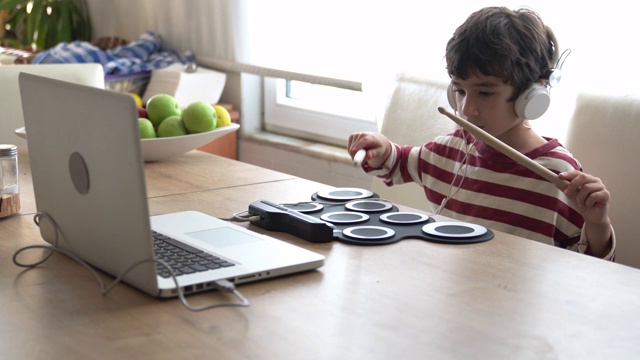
[[295, 187, 493, 245]]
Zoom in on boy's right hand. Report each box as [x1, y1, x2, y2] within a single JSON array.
[[347, 132, 392, 169]]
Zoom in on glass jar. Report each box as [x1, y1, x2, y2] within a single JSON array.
[[0, 144, 20, 218]]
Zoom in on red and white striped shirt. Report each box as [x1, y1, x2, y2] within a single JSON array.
[[366, 129, 615, 260]]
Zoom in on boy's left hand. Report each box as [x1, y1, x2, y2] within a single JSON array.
[[558, 170, 610, 225]]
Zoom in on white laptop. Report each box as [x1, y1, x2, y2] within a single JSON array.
[[19, 72, 324, 298], [0, 63, 105, 145]]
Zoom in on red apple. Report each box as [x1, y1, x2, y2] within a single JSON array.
[[137, 106, 148, 119]]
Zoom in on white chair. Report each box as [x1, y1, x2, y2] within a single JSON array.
[[564, 92, 640, 268], [0, 63, 105, 145], [371, 73, 457, 211]]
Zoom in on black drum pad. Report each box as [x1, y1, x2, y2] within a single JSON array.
[[281, 190, 494, 246]]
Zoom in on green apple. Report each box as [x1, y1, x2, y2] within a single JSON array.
[[138, 118, 157, 138], [157, 116, 188, 137], [146, 94, 181, 127], [213, 105, 231, 127], [182, 101, 216, 133]]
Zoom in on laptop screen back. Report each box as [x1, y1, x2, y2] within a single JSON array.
[[19, 72, 158, 296]]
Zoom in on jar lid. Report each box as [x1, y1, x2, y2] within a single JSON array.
[[0, 144, 18, 157]]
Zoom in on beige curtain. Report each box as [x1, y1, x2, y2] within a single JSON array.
[[86, 0, 246, 63]]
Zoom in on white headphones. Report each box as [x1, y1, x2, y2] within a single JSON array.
[[447, 70, 559, 120], [447, 50, 568, 120], [514, 80, 552, 120]]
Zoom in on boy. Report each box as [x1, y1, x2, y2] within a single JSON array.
[[348, 7, 614, 260]]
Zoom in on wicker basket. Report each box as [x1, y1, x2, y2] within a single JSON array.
[[0, 45, 37, 64]]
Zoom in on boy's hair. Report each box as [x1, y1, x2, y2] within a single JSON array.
[[445, 7, 559, 101]]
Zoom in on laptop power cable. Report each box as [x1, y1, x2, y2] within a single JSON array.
[[12, 212, 250, 312]]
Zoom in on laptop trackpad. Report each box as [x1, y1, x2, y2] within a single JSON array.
[[186, 228, 263, 248]]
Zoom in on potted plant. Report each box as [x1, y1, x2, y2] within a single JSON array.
[[0, 0, 91, 51]]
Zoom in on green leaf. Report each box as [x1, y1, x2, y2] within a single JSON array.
[[7, 7, 27, 39], [67, 0, 90, 41], [57, 2, 72, 43], [0, 0, 30, 11], [1, 0, 92, 50], [26, 1, 45, 46], [44, 5, 60, 49]]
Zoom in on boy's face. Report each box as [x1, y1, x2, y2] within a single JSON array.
[[450, 74, 522, 141]]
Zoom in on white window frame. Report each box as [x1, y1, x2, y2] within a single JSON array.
[[263, 77, 378, 147]]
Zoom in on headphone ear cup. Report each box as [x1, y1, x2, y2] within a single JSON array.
[[447, 84, 456, 110], [514, 83, 550, 120]]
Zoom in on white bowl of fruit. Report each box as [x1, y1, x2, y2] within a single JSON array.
[[15, 93, 240, 162], [136, 94, 239, 162], [139, 123, 239, 162]]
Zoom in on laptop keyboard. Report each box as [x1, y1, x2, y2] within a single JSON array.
[[152, 231, 236, 278]]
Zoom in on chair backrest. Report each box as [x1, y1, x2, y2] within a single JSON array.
[[564, 92, 640, 268], [0, 63, 105, 145], [371, 73, 457, 211]]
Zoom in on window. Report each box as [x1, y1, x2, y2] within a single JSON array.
[[263, 78, 378, 146]]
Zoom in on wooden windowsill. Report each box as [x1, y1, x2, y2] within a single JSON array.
[[240, 131, 352, 165]]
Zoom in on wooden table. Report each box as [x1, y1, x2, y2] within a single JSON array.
[[2, 148, 640, 359]]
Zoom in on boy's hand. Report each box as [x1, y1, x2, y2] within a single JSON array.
[[558, 170, 610, 225], [348, 132, 392, 169], [559, 170, 612, 257]]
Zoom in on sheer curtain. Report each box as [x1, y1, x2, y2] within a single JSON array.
[[242, 0, 636, 90], [88, 0, 637, 140]]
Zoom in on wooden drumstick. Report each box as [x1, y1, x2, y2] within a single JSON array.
[[437, 107, 569, 190], [353, 149, 366, 167]]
